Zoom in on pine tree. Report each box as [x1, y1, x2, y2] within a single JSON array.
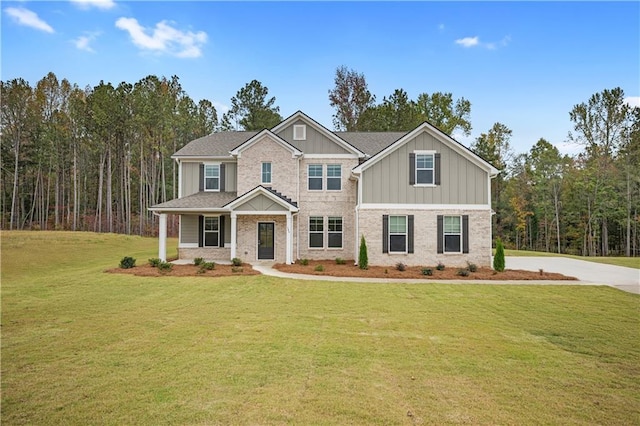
[[494, 239, 505, 272]]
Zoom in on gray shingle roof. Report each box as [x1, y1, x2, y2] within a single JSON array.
[[150, 191, 238, 211], [173, 132, 257, 157], [337, 132, 408, 157]]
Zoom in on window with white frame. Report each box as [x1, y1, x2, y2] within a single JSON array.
[[204, 164, 220, 191], [293, 124, 306, 140], [327, 164, 341, 191], [308, 164, 323, 190], [389, 215, 407, 253], [444, 216, 462, 253], [309, 216, 323, 248], [204, 216, 220, 247], [328, 217, 343, 248], [261, 162, 272, 184], [416, 153, 434, 185]]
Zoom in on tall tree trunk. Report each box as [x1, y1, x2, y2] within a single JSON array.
[[554, 185, 561, 254], [10, 135, 20, 230], [626, 169, 631, 257], [95, 153, 105, 233], [107, 145, 113, 233]]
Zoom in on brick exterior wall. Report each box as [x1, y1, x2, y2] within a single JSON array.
[[236, 136, 299, 199], [236, 215, 288, 263], [357, 208, 492, 267], [179, 247, 231, 261]]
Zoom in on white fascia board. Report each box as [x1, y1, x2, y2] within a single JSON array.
[[224, 186, 299, 212], [229, 129, 302, 158], [147, 207, 230, 213], [171, 155, 234, 161], [271, 111, 366, 158], [302, 153, 360, 159], [359, 203, 492, 211]]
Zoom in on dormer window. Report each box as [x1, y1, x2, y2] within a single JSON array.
[[293, 124, 306, 141]]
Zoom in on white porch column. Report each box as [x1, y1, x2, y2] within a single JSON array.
[[158, 213, 167, 262], [286, 211, 293, 265], [230, 212, 237, 261]]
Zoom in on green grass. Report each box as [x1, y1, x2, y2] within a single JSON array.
[[2, 231, 639, 424], [503, 248, 640, 269]]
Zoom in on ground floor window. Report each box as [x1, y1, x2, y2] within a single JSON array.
[[444, 215, 461, 253], [389, 215, 407, 253], [204, 216, 220, 247], [328, 217, 343, 248], [309, 216, 323, 248]]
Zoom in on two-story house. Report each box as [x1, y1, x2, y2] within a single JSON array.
[[149, 111, 499, 267]]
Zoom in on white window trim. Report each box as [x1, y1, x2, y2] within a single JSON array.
[[308, 216, 324, 249], [327, 216, 343, 249], [414, 150, 436, 187], [261, 162, 272, 185], [326, 164, 342, 192], [203, 163, 221, 192], [308, 164, 323, 191], [389, 215, 408, 254], [203, 215, 220, 248], [293, 124, 306, 141], [443, 215, 462, 254]]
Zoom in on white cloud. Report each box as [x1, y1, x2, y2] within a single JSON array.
[[115, 17, 207, 58], [456, 35, 511, 50], [4, 7, 54, 33], [455, 36, 479, 48], [73, 32, 100, 52], [438, 23, 445, 31], [624, 96, 640, 108], [70, 0, 116, 10]]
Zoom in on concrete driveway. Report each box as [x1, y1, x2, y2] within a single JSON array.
[[506, 256, 640, 294]]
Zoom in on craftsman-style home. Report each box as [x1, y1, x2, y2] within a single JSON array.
[[150, 111, 499, 266]]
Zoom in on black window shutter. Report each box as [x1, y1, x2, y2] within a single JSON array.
[[198, 215, 204, 247], [462, 215, 469, 253], [409, 153, 416, 185], [437, 215, 443, 254], [434, 153, 441, 185], [219, 215, 225, 247], [199, 164, 204, 191], [382, 215, 389, 253], [220, 163, 226, 192], [407, 215, 414, 254]]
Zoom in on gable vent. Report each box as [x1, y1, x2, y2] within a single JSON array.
[[293, 124, 306, 141]]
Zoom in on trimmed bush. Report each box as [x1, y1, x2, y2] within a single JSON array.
[[299, 258, 309, 266], [466, 262, 478, 273], [457, 268, 470, 277], [395, 262, 406, 272], [335, 258, 346, 265], [314, 264, 325, 272], [158, 261, 173, 272], [358, 235, 368, 270], [119, 256, 136, 269], [231, 257, 242, 267], [148, 258, 162, 267], [494, 239, 506, 272], [231, 266, 243, 273], [193, 257, 204, 266], [436, 262, 445, 271], [421, 267, 433, 276], [198, 261, 215, 273]]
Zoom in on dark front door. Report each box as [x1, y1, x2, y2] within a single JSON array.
[[257, 222, 275, 260]]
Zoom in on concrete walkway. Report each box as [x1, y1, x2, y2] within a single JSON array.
[[249, 257, 639, 294]]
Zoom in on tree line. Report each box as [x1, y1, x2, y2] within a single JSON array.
[[2, 68, 639, 256]]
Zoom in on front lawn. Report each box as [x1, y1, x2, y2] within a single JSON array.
[[2, 231, 639, 424]]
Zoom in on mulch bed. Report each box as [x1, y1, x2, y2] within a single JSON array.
[[107, 263, 260, 277], [273, 259, 577, 281]]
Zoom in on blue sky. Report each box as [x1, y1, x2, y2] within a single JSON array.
[[2, 1, 639, 155]]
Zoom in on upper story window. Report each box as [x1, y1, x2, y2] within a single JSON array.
[[308, 164, 323, 190], [261, 162, 272, 185], [293, 124, 306, 140], [326, 164, 341, 191], [204, 164, 220, 191], [416, 153, 434, 185], [444, 216, 462, 253]]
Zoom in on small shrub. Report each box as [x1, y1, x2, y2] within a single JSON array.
[[539, 268, 544, 276], [436, 262, 445, 271], [395, 262, 406, 272], [466, 262, 478, 273], [457, 268, 470, 277], [193, 257, 204, 266], [384, 268, 388, 274], [335, 257, 346, 265], [119, 256, 136, 269], [494, 239, 506, 272], [421, 267, 433, 276], [198, 261, 215, 273], [231, 257, 242, 267], [299, 258, 309, 266], [231, 266, 243, 273], [314, 264, 324, 272], [148, 258, 162, 267], [158, 261, 173, 272], [358, 235, 368, 270]]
